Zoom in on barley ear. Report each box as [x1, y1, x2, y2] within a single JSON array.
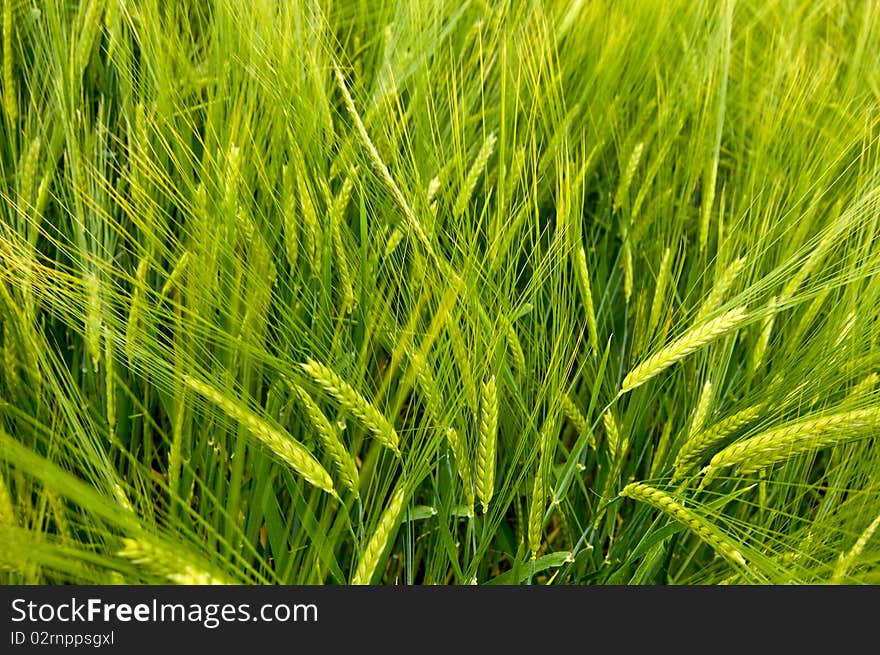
[[831, 513, 880, 583], [294, 384, 360, 498], [528, 471, 545, 558], [621, 307, 748, 393], [476, 375, 498, 513], [688, 379, 714, 439], [301, 358, 401, 457], [695, 256, 745, 323], [573, 245, 599, 354], [559, 392, 595, 449], [0, 472, 14, 525], [647, 247, 673, 338], [673, 403, 764, 480], [2, 0, 16, 121], [119, 538, 233, 585], [183, 376, 337, 497], [352, 485, 407, 584], [454, 132, 497, 218], [446, 427, 474, 516], [602, 410, 621, 461], [703, 407, 880, 480], [622, 482, 747, 567], [332, 61, 435, 263], [614, 142, 644, 212]]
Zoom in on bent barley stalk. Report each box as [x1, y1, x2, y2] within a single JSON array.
[[621, 482, 747, 567], [621, 307, 749, 393], [704, 406, 880, 480], [301, 358, 401, 457], [352, 485, 407, 585], [183, 376, 337, 497]]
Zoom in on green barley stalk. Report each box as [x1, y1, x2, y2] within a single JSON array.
[[301, 358, 401, 457], [602, 409, 621, 461], [688, 379, 714, 439], [673, 403, 765, 480], [331, 174, 356, 311], [351, 485, 407, 584], [559, 392, 596, 449], [445, 427, 474, 516], [831, 513, 880, 583], [0, 472, 13, 525], [749, 296, 778, 373], [614, 142, 644, 212], [621, 482, 747, 567], [476, 376, 498, 513], [694, 256, 746, 323], [454, 132, 497, 218], [293, 384, 360, 498], [650, 419, 675, 478], [704, 406, 880, 480], [621, 307, 749, 393], [118, 538, 232, 585], [572, 245, 599, 354], [332, 61, 435, 262], [183, 376, 337, 496], [2, 0, 15, 121], [622, 238, 634, 303], [647, 247, 673, 338]]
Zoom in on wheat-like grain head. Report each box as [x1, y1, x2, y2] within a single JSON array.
[[294, 384, 360, 498], [351, 485, 407, 585], [703, 406, 880, 480], [673, 403, 765, 480], [622, 482, 747, 567], [183, 376, 337, 497], [621, 307, 748, 393], [476, 375, 499, 513], [301, 358, 401, 457]]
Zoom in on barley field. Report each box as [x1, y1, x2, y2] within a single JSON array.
[[1, 0, 879, 585]]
